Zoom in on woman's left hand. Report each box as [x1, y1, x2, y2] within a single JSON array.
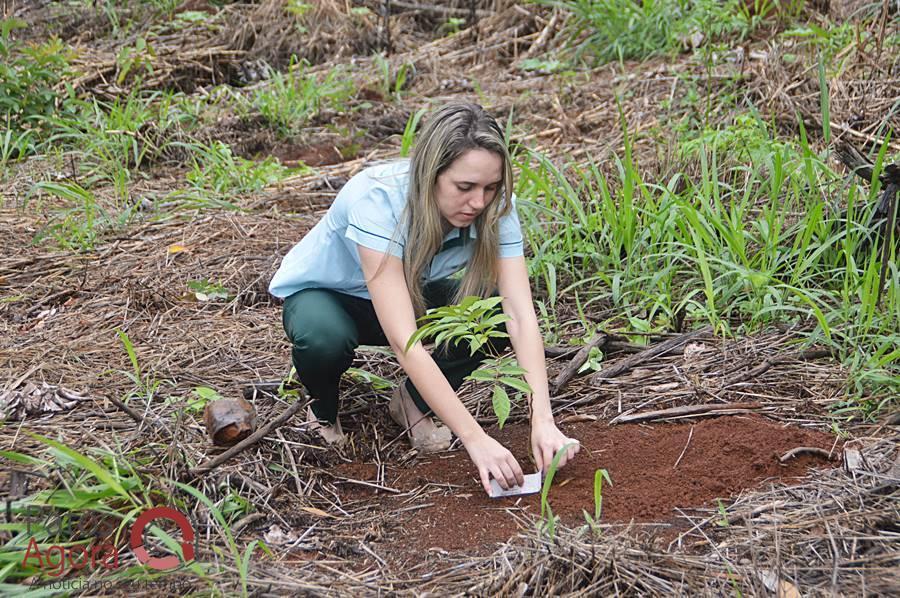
[[530, 419, 580, 473]]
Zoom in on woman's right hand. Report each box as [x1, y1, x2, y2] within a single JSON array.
[[463, 432, 525, 495]]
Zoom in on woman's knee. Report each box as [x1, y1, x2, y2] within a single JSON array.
[[283, 290, 358, 364]]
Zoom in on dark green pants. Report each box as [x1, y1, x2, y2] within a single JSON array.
[[282, 279, 509, 423]]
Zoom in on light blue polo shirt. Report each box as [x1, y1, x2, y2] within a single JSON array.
[[269, 159, 524, 300]]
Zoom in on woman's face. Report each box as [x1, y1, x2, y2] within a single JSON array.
[[434, 148, 503, 229]]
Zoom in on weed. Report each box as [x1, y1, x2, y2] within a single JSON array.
[[400, 108, 427, 158], [373, 53, 414, 101], [0, 126, 34, 177], [344, 368, 394, 391], [187, 279, 233, 302], [250, 59, 354, 137], [0, 435, 208, 587], [28, 181, 115, 251], [538, 0, 753, 65], [113, 329, 164, 406], [0, 20, 73, 145], [441, 17, 467, 36], [515, 123, 899, 413], [173, 481, 269, 597], [115, 37, 156, 85], [181, 141, 299, 205]]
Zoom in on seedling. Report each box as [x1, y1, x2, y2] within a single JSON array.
[[582, 468, 612, 533], [715, 498, 730, 527], [537, 441, 577, 539], [406, 296, 532, 428]]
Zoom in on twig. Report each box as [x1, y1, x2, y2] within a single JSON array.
[[591, 326, 712, 385], [389, 0, 492, 18], [550, 333, 608, 395], [673, 425, 694, 469], [779, 446, 835, 463], [186, 399, 306, 479], [610, 402, 761, 425], [723, 348, 833, 387]]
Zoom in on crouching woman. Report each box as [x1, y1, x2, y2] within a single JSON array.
[[269, 102, 578, 495]]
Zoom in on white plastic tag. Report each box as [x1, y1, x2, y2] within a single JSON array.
[[489, 472, 542, 498]]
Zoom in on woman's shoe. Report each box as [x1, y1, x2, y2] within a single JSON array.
[[306, 405, 347, 445], [388, 382, 452, 452]]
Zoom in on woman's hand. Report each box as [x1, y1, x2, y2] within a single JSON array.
[[531, 418, 580, 473], [462, 432, 525, 495]]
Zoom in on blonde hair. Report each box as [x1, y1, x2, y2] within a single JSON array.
[[400, 103, 514, 318]]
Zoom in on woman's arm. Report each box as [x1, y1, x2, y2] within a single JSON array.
[[358, 245, 525, 493], [497, 255, 580, 472]]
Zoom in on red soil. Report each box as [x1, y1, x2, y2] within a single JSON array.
[[332, 414, 839, 560]]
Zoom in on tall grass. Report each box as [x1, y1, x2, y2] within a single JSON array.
[[249, 60, 355, 138], [536, 0, 755, 64], [516, 117, 899, 412]]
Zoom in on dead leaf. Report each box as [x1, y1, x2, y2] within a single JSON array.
[[167, 244, 189, 254]]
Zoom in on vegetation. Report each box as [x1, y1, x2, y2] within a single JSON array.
[[1, 0, 897, 594]]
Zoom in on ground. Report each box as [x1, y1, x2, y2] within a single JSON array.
[[1, 0, 898, 596]]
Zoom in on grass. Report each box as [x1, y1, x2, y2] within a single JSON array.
[[0, 435, 209, 589], [536, 0, 758, 65], [248, 59, 355, 138], [515, 113, 899, 415]]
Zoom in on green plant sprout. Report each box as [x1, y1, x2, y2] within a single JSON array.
[[405, 296, 532, 428], [112, 329, 164, 405], [582, 468, 612, 532], [187, 279, 232, 302], [164, 386, 223, 415], [400, 107, 427, 158], [715, 498, 730, 527], [577, 346, 604, 374], [373, 53, 414, 101], [538, 441, 578, 539]]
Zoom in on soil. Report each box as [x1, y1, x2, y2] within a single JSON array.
[[332, 414, 839, 562]]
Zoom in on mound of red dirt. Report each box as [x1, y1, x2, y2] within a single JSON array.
[[332, 414, 839, 559]]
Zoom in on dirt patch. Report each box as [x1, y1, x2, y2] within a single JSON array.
[[331, 414, 839, 561]]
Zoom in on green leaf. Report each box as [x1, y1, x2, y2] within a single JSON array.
[[467, 368, 496, 382], [497, 364, 528, 376], [492, 386, 510, 429], [0, 450, 49, 467], [499, 376, 532, 395], [193, 386, 222, 401], [26, 433, 131, 501]]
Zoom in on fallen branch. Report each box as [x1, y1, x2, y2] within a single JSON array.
[[779, 446, 835, 463], [550, 333, 609, 395], [185, 399, 306, 480], [610, 402, 761, 425], [591, 326, 712, 386]]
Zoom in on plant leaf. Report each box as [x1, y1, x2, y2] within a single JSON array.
[[492, 386, 510, 429]]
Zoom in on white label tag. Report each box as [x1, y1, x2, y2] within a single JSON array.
[[489, 472, 542, 498]]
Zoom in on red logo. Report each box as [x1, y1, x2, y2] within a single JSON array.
[[129, 507, 195, 571]]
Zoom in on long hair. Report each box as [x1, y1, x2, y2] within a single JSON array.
[[401, 103, 514, 318]]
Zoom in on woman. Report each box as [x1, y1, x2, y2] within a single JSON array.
[[269, 103, 579, 495]]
